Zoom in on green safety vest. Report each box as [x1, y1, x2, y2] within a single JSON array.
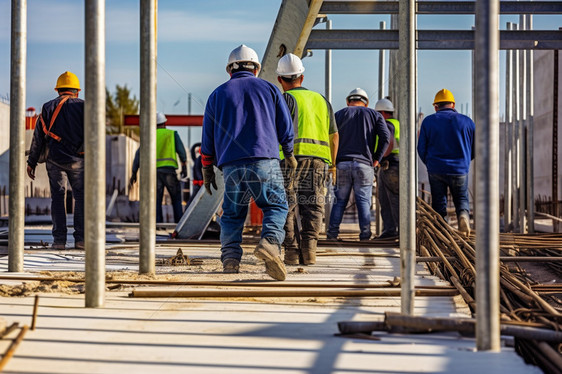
[[287, 89, 332, 164], [387, 118, 400, 154], [156, 128, 178, 168]]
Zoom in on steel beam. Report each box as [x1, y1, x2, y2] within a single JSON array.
[[519, 15, 527, 233], [504, 22, 513, 232], [474, 0, 500, 352], [139, 0, 157, 275], [8, 0, 26, 273], [526, 16, 535, 233], [512, 23, 520, 233], [84, 0, 106, 308], [305, 29, 562, 50], [320, 1, 562, 15]]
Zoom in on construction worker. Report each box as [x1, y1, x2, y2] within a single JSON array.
[[186, 142, 203, 207], [26, 71, 85, 250], [130, 112, 188, 223], [327, 89, 390, 241], [276, 53, 339, 265], [201, 44, 295, 280], [417, 88, 475, 235], [374, 97, 400, 239]]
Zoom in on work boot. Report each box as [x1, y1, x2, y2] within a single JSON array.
[[75, 242, 85, 250], [254, 238, 287, 281], [301, 239, 317, 265], [51, 243, 65, 250], [458, 211, 471, 236], [223, 258, 240, 274], [284, 246, 300, 265]]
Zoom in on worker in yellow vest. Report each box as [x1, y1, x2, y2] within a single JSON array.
[[130, 112, 188, 223], [276, 53, 339, 265]]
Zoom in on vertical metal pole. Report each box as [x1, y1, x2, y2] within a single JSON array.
[[553, 50, 559, 232], [504, 22, 513, 232], [84, 0, 106, 308], [475, 0, 500, 352], [139, 0, 157, 275], [325, 19, 332, 103], [511, 23, 520, 233], [519, 15, 527, 233], [8, 0, 26, 273], [378, 21, 386, 100], [398, 0, 415, 315], [388, 14, 398, 105], [526, 16, 534, 233]]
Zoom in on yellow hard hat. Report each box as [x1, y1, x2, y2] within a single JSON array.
[[433, 88, 455, 105], [55, 71, 81, 90]]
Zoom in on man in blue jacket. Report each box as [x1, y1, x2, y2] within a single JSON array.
[[27, 71, 85, 250], [417, 88, 475, 235], [201, 45, 296, 280], [327, 88, 390, 241]]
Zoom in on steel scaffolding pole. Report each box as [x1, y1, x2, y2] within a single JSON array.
[[519, 14, 527, 233], [526, 15, 535, 233], [504, 22, 513, 232], [84, 0, 106, 308], [398, 0, 416, 315], [378, 21, 386, 100], [474, 0, 501, 351], [325, 18, 332, 103], [8, 0, 26, 273], [511, 23, 520, 232], [139, 0, 157, 275]]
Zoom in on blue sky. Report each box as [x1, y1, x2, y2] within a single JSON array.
[[0, 1, 560, 148]]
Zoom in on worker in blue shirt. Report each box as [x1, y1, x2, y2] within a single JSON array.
[[417, 88, 475, 235], [27, 71, 85, 250], [130, 112, 188, 223], [201, 44, 296, 280], [327, 88, 390, 241]]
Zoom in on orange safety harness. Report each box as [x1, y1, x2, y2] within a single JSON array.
[[38, 95, 84, 156]]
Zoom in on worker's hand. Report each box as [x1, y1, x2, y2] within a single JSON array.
[[328, 166, 336, 186], [373, 160, 380, 169], [380, 160, 390, 170], [129, 173, 137, 188], [26, 165, 36, 180], [203, 166, 217, 195], [283, 155, 298, 190], [180, 163, 188, 179]]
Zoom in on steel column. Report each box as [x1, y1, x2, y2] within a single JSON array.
[[8, 0, 26, 273], [554, 50, 559, 232], [474, 0, 500, 352], [504, 22, 513, 232], [84, 0, 106, 308], [139, 0, 157, 275], [325, 19, 332, 103], [526, 16, 534, 233], [398, 0, 416, 315], [511, 23, 520, 232], [378, 21, 386, 99], [519, 15, 527, 233]]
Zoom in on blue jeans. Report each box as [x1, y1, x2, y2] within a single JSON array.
[[156, 169, 183, 223], [220, 159, 288, 262], [379, 163, 400, 236], [46, 159, 84, 244], [328, 161, 374, 240], [428, 173, 469, 221]]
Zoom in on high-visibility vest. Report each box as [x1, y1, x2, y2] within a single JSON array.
[[287, 89, 332, 164], [387, 118, 400, 154], [156, 128, 178, 168]]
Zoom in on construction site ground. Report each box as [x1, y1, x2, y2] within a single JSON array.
[[0, 224, 542, 374]]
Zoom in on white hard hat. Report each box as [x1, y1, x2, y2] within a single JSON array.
[[374, 98, 394, 112], [156, 112, 167, 125], [226, 44, 261, 74], [346, 88, 369, 104], [276, 53, 305, 78]]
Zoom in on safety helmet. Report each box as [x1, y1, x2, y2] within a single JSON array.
[[226, 44, 261, 74], [346, 88, 369, 105], [276, 53, 305, 78], [55, 71, 81, 90], [433, 88, 455, 105], [156, 112, 167, 125], [374, 98, 394, 112]]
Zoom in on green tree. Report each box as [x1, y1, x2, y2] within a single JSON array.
[[106, 84, 139, 135]]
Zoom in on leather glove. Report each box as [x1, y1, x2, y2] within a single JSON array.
[[328, 166, 337, 186], [180, 163, 188, 179], [283, 154, 298, 190], [203, 165, 217, 195], [129, 172, 137, 188]]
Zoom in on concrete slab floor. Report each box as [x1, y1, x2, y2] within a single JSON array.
[[0, 243, 542, 374]]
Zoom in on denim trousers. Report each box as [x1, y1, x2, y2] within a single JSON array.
[[220, 159, 288, 262], [46, 158, 84, 244], [378, 163, 400, 235], [156, 170, 183, 223], [328, 161, 374, 240], [428, 173, 469, 220]]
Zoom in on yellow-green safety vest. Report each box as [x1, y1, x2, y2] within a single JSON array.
[[156, 128, 178, 168], [286, 89, 332, 164], [387, 118, 400, 154]]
